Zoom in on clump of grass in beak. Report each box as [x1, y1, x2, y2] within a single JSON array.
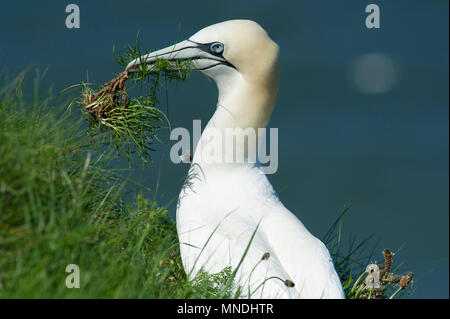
[[79, 37, 192, 162]]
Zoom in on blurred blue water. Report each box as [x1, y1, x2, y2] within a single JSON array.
[[1, 0, 448, 298]]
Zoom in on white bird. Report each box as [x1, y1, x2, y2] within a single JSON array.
[[127, 20, 345, 299]]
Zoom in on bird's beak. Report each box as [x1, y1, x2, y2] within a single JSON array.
[[125, 39, 234, 71]]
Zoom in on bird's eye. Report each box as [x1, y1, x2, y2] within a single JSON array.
[[209, 42, 224, 55]]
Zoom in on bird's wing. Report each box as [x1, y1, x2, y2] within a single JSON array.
[[259, 204, 345, 298], [178, 211, 302, 298]]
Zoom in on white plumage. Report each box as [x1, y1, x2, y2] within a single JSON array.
[[177, 163, 344, 298]]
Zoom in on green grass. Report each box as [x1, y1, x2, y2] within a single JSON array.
[[0, 71, 210, 298], [0, 71, 413, 298]]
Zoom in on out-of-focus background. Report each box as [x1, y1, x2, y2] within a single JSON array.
[[1, 0, 448, 298]]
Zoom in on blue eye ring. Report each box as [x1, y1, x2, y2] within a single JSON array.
[[209, 42, 224, 55]]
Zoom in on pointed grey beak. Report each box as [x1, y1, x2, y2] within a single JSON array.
[[125, 39, 235, 71]]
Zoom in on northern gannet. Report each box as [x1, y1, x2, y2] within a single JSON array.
[[127, 20, 345, 299]]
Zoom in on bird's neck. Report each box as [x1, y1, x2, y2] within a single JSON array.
[[193, 68, 279, 166]]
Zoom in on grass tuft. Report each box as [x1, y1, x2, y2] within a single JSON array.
[[0, 71, 205, 298], [78, 37, 192, 163], [323, 203, 415, 299]]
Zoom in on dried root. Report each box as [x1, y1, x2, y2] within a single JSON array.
[[81, 67, 135, 124]]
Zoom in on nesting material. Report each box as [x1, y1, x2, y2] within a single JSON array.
[[79, 55, 192, 161], [82, 68, 133, 124]]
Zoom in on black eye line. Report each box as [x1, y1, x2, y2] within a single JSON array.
[[186, 39, 237, 70], [188, 40, 224, 57]]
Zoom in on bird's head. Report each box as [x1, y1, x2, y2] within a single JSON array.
[[127, 19, 280, 138], [126, 19, 279, 89]]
